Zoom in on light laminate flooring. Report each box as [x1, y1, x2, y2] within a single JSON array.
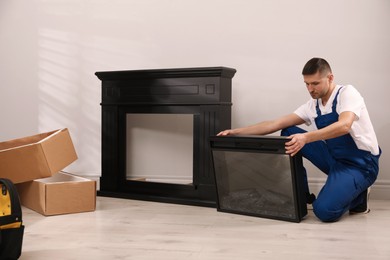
[[20, 197, 390, 260]]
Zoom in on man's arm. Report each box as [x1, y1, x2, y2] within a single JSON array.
[[285, 111, 356, 156], [217, 113, 305, 136]]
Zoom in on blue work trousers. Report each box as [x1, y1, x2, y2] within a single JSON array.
[[281, 126, 380, 222]]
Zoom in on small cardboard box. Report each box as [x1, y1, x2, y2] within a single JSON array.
[[16, 172, 96, 216], [0, 128, 77, 183]]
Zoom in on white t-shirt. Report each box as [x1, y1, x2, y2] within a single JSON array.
[[294, 85, 380, 155]]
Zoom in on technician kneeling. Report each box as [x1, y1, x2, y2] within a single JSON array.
[[218, 57, 381, 222]]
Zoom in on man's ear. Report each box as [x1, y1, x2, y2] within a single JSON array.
[[328, 73, 334, 83]]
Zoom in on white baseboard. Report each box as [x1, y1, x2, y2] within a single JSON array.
[[309, 178, 390, 200], [72, 173, 390, 200]]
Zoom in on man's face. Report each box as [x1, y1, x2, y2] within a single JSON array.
[[303, 71, 333, 100]]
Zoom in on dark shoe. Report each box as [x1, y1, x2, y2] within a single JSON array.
[[350, 188, 371, 214], [306, 192, 316, 204]]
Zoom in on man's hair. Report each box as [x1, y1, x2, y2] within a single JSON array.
[[302, 57, 332, 76]]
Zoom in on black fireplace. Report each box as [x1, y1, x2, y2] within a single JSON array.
[[95, 67, 236, 207]]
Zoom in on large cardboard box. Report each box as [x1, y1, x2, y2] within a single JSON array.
[[0, 129, 77, 183], [16, 172, 96, 216]]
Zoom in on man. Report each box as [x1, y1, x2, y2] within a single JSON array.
[[218, 57, 381, 222]]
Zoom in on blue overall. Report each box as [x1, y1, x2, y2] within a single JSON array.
[[281, 87, 381, 222]]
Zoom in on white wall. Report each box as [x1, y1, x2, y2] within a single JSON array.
[[1, 0, 389, 198]]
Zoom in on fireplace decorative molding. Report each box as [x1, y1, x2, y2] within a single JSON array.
[[95, 67, 236, 207]]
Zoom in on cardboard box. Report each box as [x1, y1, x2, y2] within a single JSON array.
[[0, 129, 77, 183], [16, 172, 96, 216]]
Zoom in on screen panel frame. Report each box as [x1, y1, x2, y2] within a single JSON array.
[[210, 135, 307, 222]]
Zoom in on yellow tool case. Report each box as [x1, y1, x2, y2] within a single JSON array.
[[0, 178, 24, 259]]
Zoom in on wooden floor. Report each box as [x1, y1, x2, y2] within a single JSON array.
[[20, 197, 390, 260]]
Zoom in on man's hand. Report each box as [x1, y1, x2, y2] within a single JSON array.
[[217, 129, 234, 136], [285, 133, 307, 156]]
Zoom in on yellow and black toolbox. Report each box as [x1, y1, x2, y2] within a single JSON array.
[[0, 178, 24, 259]]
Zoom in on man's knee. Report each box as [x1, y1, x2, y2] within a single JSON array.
[[281, 126, 306, 137], [281, 128, 289, 137], [313, 201, 344, 222]]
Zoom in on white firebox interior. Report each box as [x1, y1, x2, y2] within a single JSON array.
[[126, 114, 193, 184]]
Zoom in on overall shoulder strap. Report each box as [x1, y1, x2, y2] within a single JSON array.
[[331, 86, 344, 112]]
